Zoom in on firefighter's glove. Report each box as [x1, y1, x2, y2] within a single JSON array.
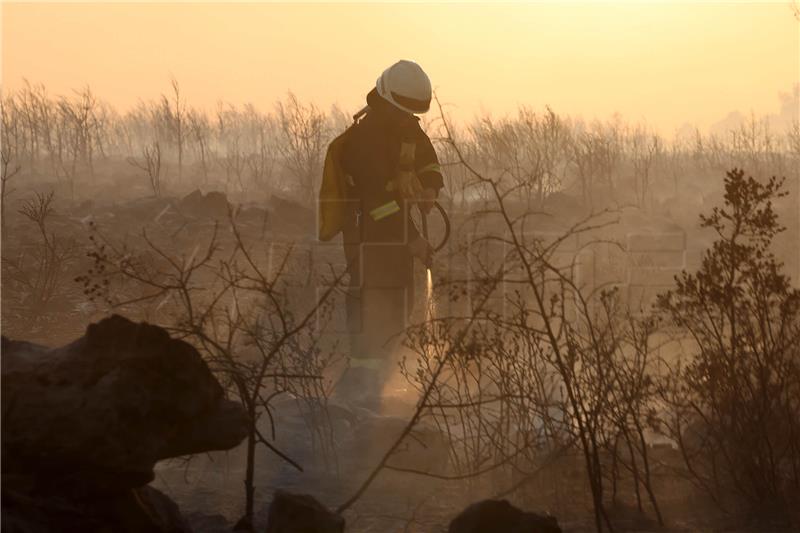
[[388, 170, 423, 201], [418, 187, 437, 215], [408, 235, 433, 266]]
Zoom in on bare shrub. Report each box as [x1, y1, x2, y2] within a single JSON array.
[[467, 106, 570, 208], [275, 92, 328, 205], [127, 142, 164, 197], [159, 77, 186, 182], [77, 210, 346, 527], [626, 125, 662, 208], [338, 97, 666, 533], [187, 108, 212, 184], [3, 192, 76, 315], [56, 87, 102, 193], [570, 121, 621, 208], [1, 110, 22, 232]]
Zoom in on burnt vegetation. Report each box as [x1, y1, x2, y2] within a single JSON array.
[[2, 81, 799, 532]]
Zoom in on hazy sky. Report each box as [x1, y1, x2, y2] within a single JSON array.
[[2, 2, 798, 134]]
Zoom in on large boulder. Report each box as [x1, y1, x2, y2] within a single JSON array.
[[448, 499, 561, 533], [1, 314, 249, 532]]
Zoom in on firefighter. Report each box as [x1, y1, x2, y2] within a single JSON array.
[[334, 60, 444, 410]]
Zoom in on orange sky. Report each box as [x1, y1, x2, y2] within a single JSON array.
[[2, 2, 798, 134]]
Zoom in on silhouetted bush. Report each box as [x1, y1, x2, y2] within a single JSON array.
[[656, 168, 800, 523]]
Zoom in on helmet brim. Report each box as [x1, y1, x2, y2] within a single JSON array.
[[377, 73, 431, 115]]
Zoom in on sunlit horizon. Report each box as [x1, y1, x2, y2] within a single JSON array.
[[2, 2, 798, 135]]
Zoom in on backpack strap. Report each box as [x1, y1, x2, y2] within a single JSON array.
[[352, 105, 369, 123]]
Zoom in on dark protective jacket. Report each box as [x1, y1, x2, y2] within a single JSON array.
[[340, 88, 444, 291]]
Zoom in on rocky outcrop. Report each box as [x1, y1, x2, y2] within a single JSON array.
[[448, 499, 562, 533], [180, 189, 230, 219], [1, 314, 249, 532], [268, 194, 314, 233]]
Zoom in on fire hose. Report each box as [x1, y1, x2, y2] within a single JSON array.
[[419, 201, 451, 269]]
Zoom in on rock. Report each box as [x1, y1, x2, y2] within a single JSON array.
[[237, 206, 270, 225], [2, 485, 191, 533], [116, 196, 175, 221], [180, 189, 230, 219], [604, 500, 660, 530], [448, 499, 561, 533], [128, 486, 192, 532], [184, 511, 231, 533], [1, 314, 249, 532], [264, 490, 344, 533]]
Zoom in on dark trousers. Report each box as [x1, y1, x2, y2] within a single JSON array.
[[343, 225, 415, 377]]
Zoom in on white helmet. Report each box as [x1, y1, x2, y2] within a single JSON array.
[[376, 60, 432, 115]]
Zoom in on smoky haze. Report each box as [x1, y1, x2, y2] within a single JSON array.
[[3, 3, 800, 533]]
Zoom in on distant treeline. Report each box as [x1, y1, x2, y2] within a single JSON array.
[[2, 80, 798, 207]]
